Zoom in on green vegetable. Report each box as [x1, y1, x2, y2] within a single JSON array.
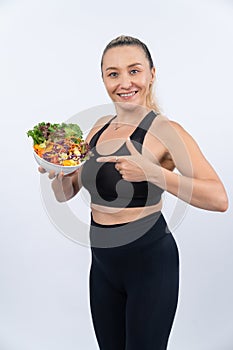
[[61, 123, 83, 138], [27, 122, 83, 145]]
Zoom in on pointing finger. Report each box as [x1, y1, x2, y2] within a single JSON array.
[[97, 156, 123, 163]]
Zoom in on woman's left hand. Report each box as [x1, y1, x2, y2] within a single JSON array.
[[97, 138, 158, 182]]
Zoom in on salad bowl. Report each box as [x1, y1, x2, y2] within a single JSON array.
[[27, 122, 90, 175], [33, 151, 84, 175]]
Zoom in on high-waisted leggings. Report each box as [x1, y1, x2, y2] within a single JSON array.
[[89, 211, 179, 350]]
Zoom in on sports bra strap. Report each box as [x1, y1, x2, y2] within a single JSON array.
[[130, 110, 159, 152], [137, 110, 158, 132], [89, 115, 116, 148]]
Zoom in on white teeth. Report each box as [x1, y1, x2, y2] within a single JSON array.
[[119, 91, 136, 97]]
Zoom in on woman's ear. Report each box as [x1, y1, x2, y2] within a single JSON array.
[[150, 67, 156, 83]]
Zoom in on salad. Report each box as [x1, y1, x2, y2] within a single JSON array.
[[27, 122, 90, 166]]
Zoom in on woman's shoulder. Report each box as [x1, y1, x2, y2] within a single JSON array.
[[152, 113, 187, 136], [149, 113, 197, 155], [153, 112, 181, 127], [151, 113, 204, 161]]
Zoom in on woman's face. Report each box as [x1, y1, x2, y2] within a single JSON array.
[[102, 45, 155, 109]]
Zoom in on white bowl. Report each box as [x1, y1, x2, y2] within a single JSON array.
[[33, 151, 84, 175]]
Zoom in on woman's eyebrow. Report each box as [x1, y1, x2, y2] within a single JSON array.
[[128, 63, 143, 68], [105, 63, 143, 71]]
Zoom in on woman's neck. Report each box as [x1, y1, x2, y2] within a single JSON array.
[[114, 103, 150, 123]]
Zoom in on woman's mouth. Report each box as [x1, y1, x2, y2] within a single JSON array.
[[117, 91, 138, 99]]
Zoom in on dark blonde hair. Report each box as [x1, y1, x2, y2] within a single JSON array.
[[101, 35, 161, 113]]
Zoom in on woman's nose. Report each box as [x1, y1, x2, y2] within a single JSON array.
[[119, 73, 133, 89]]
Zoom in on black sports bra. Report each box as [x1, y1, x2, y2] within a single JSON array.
[[81, 110, 164, 208]]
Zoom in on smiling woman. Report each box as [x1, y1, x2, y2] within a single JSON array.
[[103, 54, 151, 105], [101, 35, 160, 113], [39, 35, 228, 350]]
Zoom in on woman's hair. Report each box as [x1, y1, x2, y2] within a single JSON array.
[[101, 35, 161, 113]]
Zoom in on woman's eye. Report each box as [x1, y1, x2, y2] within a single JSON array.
[[130, 69, 139, 75], [108, 72, 118, 77]]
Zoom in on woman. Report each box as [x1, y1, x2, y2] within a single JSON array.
[[39, 35, 228, 350]]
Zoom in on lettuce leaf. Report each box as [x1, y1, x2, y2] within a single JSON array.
[[27, 122, 83, 145]]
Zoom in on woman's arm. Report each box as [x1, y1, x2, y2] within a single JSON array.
[[52, 168, 82, 202], [38, 166, 82, 202], [147, 120, 228, 211], [97, 118, 228, 212], [149, 165, 228, 212]]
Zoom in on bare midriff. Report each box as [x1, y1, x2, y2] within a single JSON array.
[[91, 199, 163, 225]]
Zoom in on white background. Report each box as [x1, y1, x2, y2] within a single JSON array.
[[0, 0, 233, 349]]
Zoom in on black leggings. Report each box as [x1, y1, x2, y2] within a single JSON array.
[[89, 212, 179, 350]]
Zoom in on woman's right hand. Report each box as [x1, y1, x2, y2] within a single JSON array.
[[38, 166, 79, 202]]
